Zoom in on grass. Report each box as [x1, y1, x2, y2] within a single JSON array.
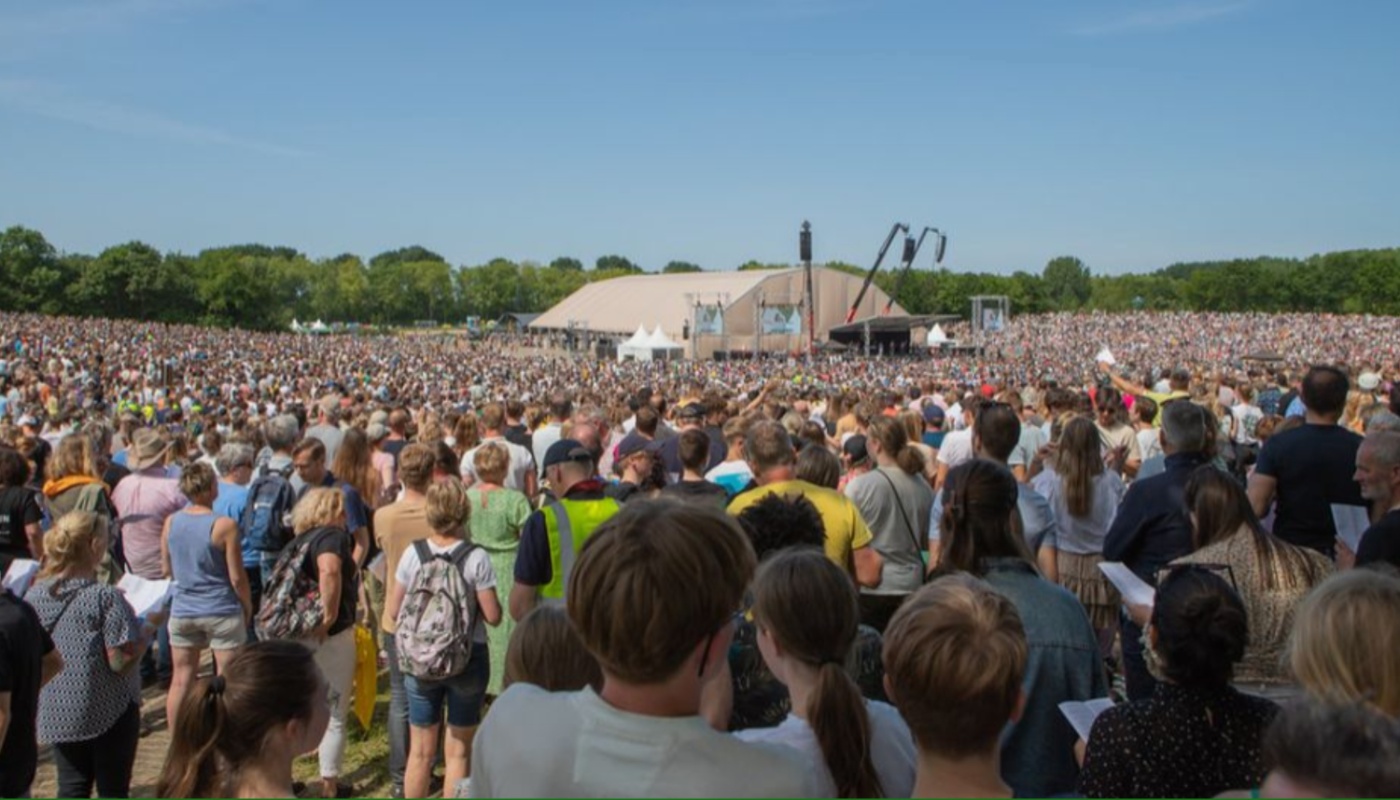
[[294, 672, 394, 798]]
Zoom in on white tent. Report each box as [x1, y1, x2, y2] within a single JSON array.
[[645, 325, 684, 352], [617, 325, 653, 362], [618, 324, 684, 362], [927, 324, 949, 344]]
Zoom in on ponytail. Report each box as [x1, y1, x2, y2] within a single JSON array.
[[868, 416, 922, 477], [809, 660, 884, 798], [752, 549, 883, 799], [156, 676, 228, 798]]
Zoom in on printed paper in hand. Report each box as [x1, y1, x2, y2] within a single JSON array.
[[2, 558, 41, 598], [1095, 348, 1116, 366], [1332, 504, 1371, 553], [1059, 698, 1116, 741], [1098, 562, 1155, 607], [116, 574, 174, 619]]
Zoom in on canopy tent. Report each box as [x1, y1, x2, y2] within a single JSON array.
[[617, 324, 682, 362], [926, 324, 950, 344], [645, 325, 684, 351]]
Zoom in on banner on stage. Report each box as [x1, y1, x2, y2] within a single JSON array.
[[761, 304, 802, 335]]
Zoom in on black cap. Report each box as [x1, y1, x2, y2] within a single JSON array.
[[543, 439, 594, 469], [677, 402, 705, 419], [843, 434, 869, 463]]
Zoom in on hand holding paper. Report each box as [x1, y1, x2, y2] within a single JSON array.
[[1098, 562, 1155, 608], [1060, 698, 1116, 742], [1331, 504, 1370, 554], [117, 574, 174, 620], [3, 558, 41, 598], [1095, 347, 1116, 366]]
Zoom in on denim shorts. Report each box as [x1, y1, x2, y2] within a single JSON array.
[[402, 642, 489, 728]]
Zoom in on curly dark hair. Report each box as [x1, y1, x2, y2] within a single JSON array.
[[735, 493, 825, 561], [0, 446, 31, 488]]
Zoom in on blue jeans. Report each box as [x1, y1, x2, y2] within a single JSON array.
[[403, 643, 490, 728], [384, 633, 409, 792], [139, 620, 171, 683]]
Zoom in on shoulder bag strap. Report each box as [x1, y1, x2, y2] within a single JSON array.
[[875, 469, 923, 554]]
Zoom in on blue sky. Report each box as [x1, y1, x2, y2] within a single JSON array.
[[1, 0, 1397, 275]]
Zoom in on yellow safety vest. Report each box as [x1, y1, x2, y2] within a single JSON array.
[[540, 497, 621, 602]]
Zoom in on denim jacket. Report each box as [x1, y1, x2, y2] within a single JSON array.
[[982, 557, 1110, 798]]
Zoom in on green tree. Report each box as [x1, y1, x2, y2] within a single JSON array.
[[0, 226, 74, 314], [370, 246, 447, 269], [594, 254, 641, 273], [549, 256, 583, 272], [662, 261, 703, 273], [1043, 256, 1092, 309]]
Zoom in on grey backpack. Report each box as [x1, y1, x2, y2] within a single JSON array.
[[395, 540, 479, 681]]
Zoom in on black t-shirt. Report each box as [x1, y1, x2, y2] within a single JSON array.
[[103, 463, 131, 491], [659, 479, 730, 510], [1357, 508, 1400, 570], [380, 438, 407, 470], [0, 486, 44, 570], [300, 527, 358, 636], [657, 427, 726, 483], [0, 590, 53, 797], [1255, 424, 1365, 555], [504, 424, 533, 455]]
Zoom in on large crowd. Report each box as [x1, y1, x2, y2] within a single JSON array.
[[0, 307, 1399, 799]]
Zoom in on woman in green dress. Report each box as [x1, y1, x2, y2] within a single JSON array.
[[465, 442, 533, 697]]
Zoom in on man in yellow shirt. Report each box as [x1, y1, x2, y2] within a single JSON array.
[[727, 421, 882, 587]]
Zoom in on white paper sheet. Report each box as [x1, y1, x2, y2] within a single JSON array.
[[1059, 697, 1116, 741], [1095, 347, 1116, 365], [367, 552, 387, 583], [1098, 561, 1156, 607], [2, 558, 41, 598], [116, 574, 174, 619], [1331, 504, 1370, 553]]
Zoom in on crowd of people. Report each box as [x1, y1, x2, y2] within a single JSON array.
[[0, 306, 1398, 799]]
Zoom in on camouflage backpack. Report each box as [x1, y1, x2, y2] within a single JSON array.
[[395, 540, 480, 681], [255, 530, 328, 641]]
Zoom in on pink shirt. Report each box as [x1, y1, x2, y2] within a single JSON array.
[[111, 468, 188, 579]]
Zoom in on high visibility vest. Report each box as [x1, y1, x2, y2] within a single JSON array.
[[540, 497, 621, 602]]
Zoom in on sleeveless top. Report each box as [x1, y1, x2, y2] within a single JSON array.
[[168, 511, 242, 618]]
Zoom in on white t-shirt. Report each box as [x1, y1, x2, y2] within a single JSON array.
[[936, 428, 974, 468], [395, 540, 496, 644], [1137, 427, 1164, 463], [461, 436, 536, 492], [735, 701, 916, 798], [472, 684, 821, 798]]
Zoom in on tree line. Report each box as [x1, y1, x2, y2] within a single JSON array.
[[0, 225, 1396, 331]]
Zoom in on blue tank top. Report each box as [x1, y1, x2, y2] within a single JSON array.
[[168, 511, 242, 618]]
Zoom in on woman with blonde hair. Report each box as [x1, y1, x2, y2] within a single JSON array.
[[386, 477, 501, 798], [1287, 568, 1400, 717], [465, 442, 531, 699], [42, 433, 117, 528], [29, 511, 161, 798], [736, 547, 916, 798], [284, 486, 359, 799], [1034, 415, 1125, 641]]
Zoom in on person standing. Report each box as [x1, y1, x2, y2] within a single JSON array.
[[464, 444, 531, 699], [1347, 429, 1400, 569], [31, 511, 161, 798], [110, 428, 186, 687], [160, 463, 252, 731], [844, 416, 933, 632], [212, 444, 258, 636], [0, 584, 63, 798], [1249, 365, 1365, 556], [373, 444, 437, 798]]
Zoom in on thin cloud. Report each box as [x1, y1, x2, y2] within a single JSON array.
[[0, 0, 247, 61], [1072, 2, 1249, 36], [0, 78, 310, 158]]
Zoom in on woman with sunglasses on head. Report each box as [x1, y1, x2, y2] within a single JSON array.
[[734, 547, 915, 798], [1079, 566, 1277, 798], [1167, 466, 1330, 701]]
